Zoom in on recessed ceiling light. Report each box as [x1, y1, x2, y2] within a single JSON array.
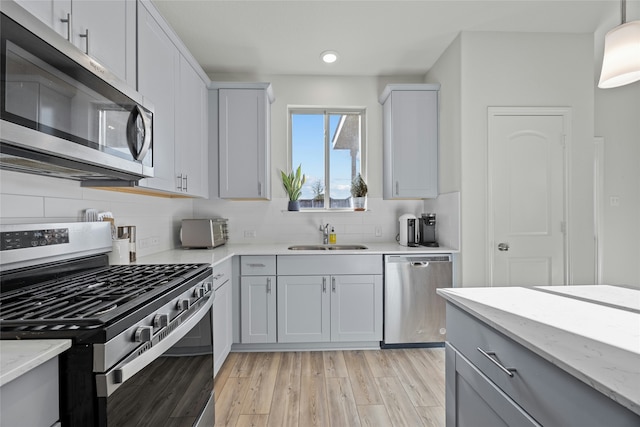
[[321, 50, 338, 64]]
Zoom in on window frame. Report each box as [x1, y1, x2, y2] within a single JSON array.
[[288, 106, 367, 211]]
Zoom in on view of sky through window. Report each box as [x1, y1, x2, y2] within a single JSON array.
[[291, 110, 362, 208]]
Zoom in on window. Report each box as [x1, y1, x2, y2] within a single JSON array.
[[290, 108, 365, 209]]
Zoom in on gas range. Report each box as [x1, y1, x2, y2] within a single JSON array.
[[0, 222, 215, 426]]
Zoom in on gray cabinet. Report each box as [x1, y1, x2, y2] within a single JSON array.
[[137, 2, 178, 193], [175, 56, 208, 197], [445, 304, 640, 427], [277, 275, 330, 343], [15, 0, 136, 85], [215, 83, 274, 199], [213, 259, 232, 377], [379, 84, 439, 199], [276, 255, 383, 344], [137, 1, 208, 197], [239, 256, 277, 343], [0, 356, 60, 427]]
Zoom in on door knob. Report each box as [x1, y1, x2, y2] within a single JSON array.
[[497, 242, 510, 251]]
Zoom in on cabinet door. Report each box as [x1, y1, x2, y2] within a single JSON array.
[[446, 345, 541, 427], [71, 0, 135, 84], [219, 88, 270, 199], [14, 0, 72, 39], [383, 89, 438, 199], [277, 276, 330, 343], [213, 279, 232, 377], [136, 3, 178, 193], [330, 275, 382, 342], [176, 56, 208, 197], [240, 276, 276, 343]]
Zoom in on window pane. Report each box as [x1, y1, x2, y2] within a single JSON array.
[[291, 113, 324, 207], [329, 113, 360, 208]]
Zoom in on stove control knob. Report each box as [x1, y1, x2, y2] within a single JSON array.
[[203, 282, 213, 293], [153, 314, 169, 329], [134, 326, 153, 343], [193, 287, 205, 298], [176, 299, 190, 311]]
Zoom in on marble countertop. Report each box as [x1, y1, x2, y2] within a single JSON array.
[[437, 285, 640, 416], [0, 340, 71, 387], [137, 242, 457, 266]]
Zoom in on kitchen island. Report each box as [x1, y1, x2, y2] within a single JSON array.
[[437, 285, 640, 426]]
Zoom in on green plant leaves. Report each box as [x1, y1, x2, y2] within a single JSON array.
[[281, 164, 306, 201]]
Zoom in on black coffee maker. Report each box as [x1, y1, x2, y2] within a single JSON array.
[[419, 213, 439, 247]]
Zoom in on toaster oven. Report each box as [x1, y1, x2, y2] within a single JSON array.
[[180, 218, 228, 248]]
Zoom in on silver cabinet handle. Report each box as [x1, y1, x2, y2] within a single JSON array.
[[176, 174, 183, 190], [322, 277, 327, 293], [183, 175, 188, 192], [60, 13, 71, 41], [266, 277, 272, 293], [477, 347, 517, 377], [79, 28, 89, 54], [258, 182, 262, 196], [331, 277, 336, 292], [395, 181, 399, 195], [247, 263, 266, 268], [497, 242, 510, 252]]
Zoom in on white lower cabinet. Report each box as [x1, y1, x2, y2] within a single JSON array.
[[277, 274, 382, 343], [240, 276, 277, 343], [213, 261, 232, 377], [277, 275, 330, 343]]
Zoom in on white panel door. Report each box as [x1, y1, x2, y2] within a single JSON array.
[[277, 276, 330, 343], [330, 275, 382, 342], [489, 111, 567, 286], [240, 276, 276, 343]]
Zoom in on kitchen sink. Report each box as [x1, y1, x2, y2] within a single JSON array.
[[288, 244, 368, 251]]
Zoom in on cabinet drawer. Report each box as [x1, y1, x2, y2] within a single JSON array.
[[212, 259, 232, 290], [241, 256, 276, 275], [447, 305, 640, 427]]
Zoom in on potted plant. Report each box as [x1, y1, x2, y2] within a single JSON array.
[[350, 173, 368, 211], [280, 164, 306, 211]]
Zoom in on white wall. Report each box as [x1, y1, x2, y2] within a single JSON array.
[[595, 84, 640, 287], [195, 74, 428, 244], [427, 31, 597, 287], [0, 170, 194, 257]]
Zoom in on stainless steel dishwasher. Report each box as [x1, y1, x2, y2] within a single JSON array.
[[383, 254, 452, 347]]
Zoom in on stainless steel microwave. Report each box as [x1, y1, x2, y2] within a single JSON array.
[[0, 1, 153, 182]]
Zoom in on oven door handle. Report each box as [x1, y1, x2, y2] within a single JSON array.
[[96, 294, 213, 397]]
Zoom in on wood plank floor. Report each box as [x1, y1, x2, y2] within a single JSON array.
[[214, 349, 445, 427]]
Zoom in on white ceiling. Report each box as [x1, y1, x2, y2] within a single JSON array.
[[151, 0, 633, 77]]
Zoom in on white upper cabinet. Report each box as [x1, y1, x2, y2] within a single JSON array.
[[14, 0, 71, 39], [216, 83, 274, 199], [71, 0, 136, 85], [175, 56, 208, 197], [379, 84, 440, 199], [15, 0, 136, 86], [136, 0, 208, 197], [136, 1, 177, 193]]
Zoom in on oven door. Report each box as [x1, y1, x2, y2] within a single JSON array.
[[96, 295, 214, 427]]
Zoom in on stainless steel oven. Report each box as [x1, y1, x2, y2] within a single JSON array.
[[0, 222, 214, 427], [0, 1, 153, 182]]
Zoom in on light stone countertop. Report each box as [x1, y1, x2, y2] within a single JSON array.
[[0, 340, 71, 387], [136, 242, 457, 266], [437, 286, 640, 416]]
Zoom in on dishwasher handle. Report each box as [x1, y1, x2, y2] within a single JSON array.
[[410, 261, 429, 267]]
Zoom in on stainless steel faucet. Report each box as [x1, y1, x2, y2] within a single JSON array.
[[319, 223, 330, 244]]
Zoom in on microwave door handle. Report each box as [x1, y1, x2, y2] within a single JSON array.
[[127, 105, 152, 161]]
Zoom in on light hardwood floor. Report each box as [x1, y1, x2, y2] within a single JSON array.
[[214, 348, 445, 427]]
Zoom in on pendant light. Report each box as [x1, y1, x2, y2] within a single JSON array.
[[598, 0, 640, 88]]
